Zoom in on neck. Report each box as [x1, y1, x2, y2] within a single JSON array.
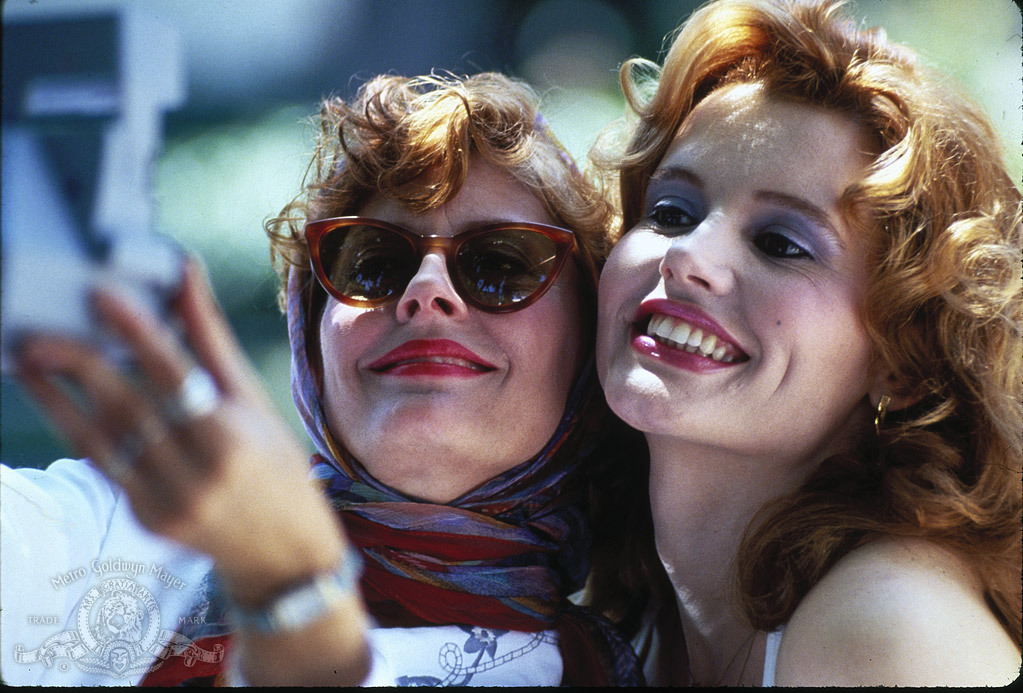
[[646, 434, 809, 686]]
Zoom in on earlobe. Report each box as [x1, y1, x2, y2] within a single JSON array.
[[869, 368, 923, 436], [868, 369, 923, 413]]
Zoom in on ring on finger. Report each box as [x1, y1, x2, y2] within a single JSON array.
[[164, 366, 220, 425]]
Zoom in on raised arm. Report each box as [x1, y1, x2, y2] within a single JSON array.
[[16, 260, 370, 686]]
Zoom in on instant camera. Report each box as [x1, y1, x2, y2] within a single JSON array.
[[2, 7, 185, 372]]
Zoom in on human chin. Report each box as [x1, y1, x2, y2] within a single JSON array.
[[336, 359, 497, 431], [333, 391, 486, 466], [597, 314, 707, 436], [598, 354, 679, 433]]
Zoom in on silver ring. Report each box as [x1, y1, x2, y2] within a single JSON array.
[[165, 366, 220, 424]]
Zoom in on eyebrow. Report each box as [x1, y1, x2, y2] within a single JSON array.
[[649, 166, 702, 188]]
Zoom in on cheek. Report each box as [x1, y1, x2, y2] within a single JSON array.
[[764, 282, 872, 383], [594, 293, 618, 387], [596, 238, 658, 370], [547, 264, 587, 366], [317, 319, 347, 423], [597, 245, 629, 326], [599, 233, 662, 305], [317, 305, 372, 411], [507, 277, 586, 402], [550, 293, 586, 373]]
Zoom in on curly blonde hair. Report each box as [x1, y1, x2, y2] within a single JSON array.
[[265, 72, 614, 320], [615, 0, 1022, 644]]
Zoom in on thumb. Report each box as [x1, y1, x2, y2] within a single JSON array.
[[173, 258, 269, 409]]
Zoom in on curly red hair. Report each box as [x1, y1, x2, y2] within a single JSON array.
[[615, 0, 1022, 644]]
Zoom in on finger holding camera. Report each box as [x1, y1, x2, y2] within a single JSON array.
[[17, 333, 194, 513], [16, 259, 348, 604]]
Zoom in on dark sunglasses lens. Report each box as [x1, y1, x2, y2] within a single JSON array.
[[456, 229, 560, 306], [320, 225, 417, 302]]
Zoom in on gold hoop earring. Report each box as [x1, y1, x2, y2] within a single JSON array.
[[874, 394, 892, 436]]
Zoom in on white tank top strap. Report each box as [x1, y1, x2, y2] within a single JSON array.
[[761, 626, 786, 687]]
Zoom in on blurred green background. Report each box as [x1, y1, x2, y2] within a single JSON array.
[[3, 0, 1020, 469]]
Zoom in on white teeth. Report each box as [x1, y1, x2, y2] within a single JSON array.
[[654, 318, 675, 340], [645, 314, 738, 363], [669, 321, 691, 344], [686, 328, 703, 348]]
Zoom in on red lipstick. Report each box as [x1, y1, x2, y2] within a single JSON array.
[[368, 339, 497, 377]]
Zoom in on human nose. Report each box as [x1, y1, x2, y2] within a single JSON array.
[[394, 249, 470, 322], [658, 222, 737, 295]]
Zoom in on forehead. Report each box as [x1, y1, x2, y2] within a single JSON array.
[[358, 157, 554, 233], [661, 83, 870, 193]]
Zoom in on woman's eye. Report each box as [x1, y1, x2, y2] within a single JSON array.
[[754, 230, 811, 259], [473, 248, 531, 276], [648, 200, 698, 230]]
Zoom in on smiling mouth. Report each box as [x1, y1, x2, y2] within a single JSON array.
[[641, 314, 748, 363]]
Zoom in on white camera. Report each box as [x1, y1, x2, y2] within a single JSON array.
[[1, 8, 185, 372]]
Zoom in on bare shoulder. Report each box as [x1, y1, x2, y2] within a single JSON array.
[[774, 537, 1021, 686]]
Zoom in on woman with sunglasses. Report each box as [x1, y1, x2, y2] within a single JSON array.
[[4, 72, 644, 686], [596, 0, 1021, 685]]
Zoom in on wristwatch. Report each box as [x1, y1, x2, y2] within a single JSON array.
[[227, 545, 364, 635]]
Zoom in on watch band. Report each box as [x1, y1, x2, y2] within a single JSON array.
[[227, 544, 364, 635]]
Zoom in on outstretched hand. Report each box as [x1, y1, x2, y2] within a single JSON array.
[[16, 260, 344, 605]]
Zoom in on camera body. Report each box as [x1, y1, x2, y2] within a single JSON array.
[[1, 8, 185, 372]]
